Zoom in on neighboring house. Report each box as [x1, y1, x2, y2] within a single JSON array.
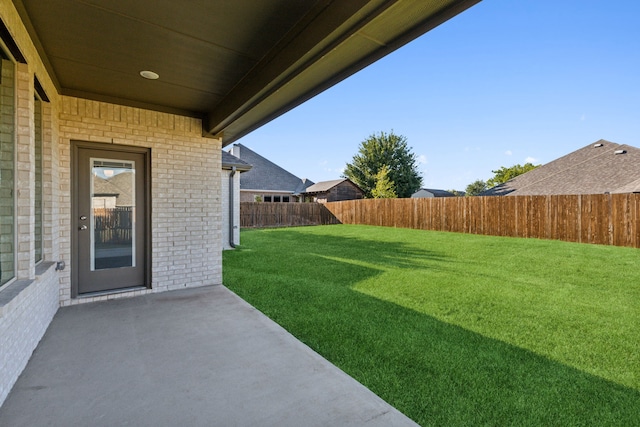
[[483, 140, 640, 196], [411, 188, 457, 198], [229, 144, 314, 202], [0, 0, 478, 408], [222, 151, 252, 250], [303, 179, 364, 203]]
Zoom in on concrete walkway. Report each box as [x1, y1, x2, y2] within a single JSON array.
[[0, 285, 418, 427]]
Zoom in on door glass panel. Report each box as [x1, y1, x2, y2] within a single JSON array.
[[90, 158, 135, 270]]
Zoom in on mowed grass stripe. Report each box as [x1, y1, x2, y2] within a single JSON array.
[[223, 225, 640, 426]]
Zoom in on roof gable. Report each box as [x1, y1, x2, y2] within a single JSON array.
[[304, 179, 356, 193], [613, 177, 640, 194], [230, 144, 313, 193], [412, 188, 456, 197], [483, 140, 640, 196], [221, 151, 252, 171]]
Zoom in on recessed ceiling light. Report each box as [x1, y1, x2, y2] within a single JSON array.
[[140, 70, 159, 80]]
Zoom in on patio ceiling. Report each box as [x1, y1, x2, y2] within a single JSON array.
[[12, 0, 480, 145]]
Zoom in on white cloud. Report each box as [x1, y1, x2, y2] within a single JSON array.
[[524, 156, 539, 164], [417, 154, 428, 165], [505, 150, 513, 156]]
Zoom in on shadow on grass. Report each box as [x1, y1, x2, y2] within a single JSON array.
[[224, 227, 640, 426]]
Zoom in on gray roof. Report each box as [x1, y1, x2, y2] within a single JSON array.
[[304, 179, 358, 193], [483, 140, 640, 196], [612, 177, 640, 194], [221, 151, 252, 171], [412, 188, 456, 197], [229, 144, 313, 194]]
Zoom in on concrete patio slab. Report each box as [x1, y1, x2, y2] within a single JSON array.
[[0, 285, 418, 427]]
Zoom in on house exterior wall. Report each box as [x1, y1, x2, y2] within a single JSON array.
[[58, 97, 223, 305], [240, 190, 297, 203], [222, 169, 241, 249], [0, 1, 62, 407], [0, 267, 59, 406], [0, 0, 223, 407], [312, 182, 364, 203]]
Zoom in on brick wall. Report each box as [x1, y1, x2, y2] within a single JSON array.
[[0, 266, 59, 406], [0, 0, 224, 408], [15, 63, 35, 280], [0, 2, 62, 408], [0, 59, 15, 285], [58, 97, 223, 305]]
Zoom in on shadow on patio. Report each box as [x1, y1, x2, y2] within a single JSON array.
[[0, 285, 417, 427]]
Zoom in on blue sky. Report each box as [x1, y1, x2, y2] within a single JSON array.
[[234, 0, 640, 191]]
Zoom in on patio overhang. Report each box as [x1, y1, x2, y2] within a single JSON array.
[[12, 0, 481, 145]]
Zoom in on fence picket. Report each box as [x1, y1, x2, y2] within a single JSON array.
[[241, 195, 640, 249], [323, 194, 640, 249]]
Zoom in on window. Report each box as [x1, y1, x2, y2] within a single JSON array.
[[34, 95, 43, 263], [264, 195, 272, 202], [283, 196, 290, 203], [273, 195, 281, 203], [0, 56, 15, 286]]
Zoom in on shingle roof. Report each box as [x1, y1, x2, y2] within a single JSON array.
[[483, 140, 640, 196], [304, 179, 352, 193], [221, 151, 252, 171], [229, 144, 313, 194], [612, 177, 640, 194], [412, 188, 456, 197]]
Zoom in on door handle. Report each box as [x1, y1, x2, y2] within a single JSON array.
[[79, 225, 88, 231]]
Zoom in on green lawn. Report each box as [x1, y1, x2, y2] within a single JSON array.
[[222, 225, 640, 426]]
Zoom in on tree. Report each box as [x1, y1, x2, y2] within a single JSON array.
[[486, 163, 538, 189], [465, 179, 487, 196], [343, 131, 422, 198], [447, 189, 465, 197], [371, 166, 397, 198]]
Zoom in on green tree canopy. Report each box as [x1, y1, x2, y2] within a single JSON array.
[[465, 179, 488, 196], [342, 131, 422, 198], [371, 166, 397, 198], [486, 163, 538, 189]]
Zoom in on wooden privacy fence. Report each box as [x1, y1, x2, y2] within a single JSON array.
[[324, 194, 640, 248], [240, 202, 340, 228], [93, 206, 133, 244]]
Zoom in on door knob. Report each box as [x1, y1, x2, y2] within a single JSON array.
[[79, 225, 88, 230], [80, 215, 87, 220]]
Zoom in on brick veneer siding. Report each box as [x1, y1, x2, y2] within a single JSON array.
[[0, 4, 61, 403], [0, 0, 224, 407], [0, 265, 59, 405], [0, 59, 16, 284], [58, 97, 223, 305]]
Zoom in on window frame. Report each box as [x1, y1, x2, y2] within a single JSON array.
[[34, 92, 43, 264], [0, 54, 16, 287]]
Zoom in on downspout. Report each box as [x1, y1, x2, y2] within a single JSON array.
[[229, 166, 237, 248]]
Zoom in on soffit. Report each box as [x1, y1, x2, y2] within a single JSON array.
[[13, 0, 480, 145]]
